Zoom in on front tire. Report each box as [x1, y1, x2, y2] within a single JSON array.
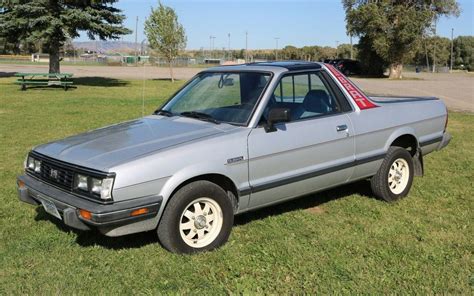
[[371, 147, 414, 202], [157, 180, 234, 254]]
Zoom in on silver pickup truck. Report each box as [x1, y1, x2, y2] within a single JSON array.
[[17, 62, 451, 253]]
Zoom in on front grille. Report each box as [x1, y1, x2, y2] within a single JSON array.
[[27, 151, 113, 200], [39, 161, 75, 190]]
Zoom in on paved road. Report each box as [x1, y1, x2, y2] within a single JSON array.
[[1, 63, 472, 112]]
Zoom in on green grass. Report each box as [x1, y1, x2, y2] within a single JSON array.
[[0, 77, 472, 294]]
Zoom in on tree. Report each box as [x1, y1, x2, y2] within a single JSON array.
[[453, 36, 474, 71], [145, 2, 186, 82], [414, 36, 451, 70], [336, 43, 357, 59], [343, 0, 460, 79], [356, 36, 387, 76], [0, 0, 130, 73]]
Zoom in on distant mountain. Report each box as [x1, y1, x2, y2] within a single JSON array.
[[72, 41, 144, 54]]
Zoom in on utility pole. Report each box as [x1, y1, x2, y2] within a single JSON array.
[[274, 37, 280, 61], [450, 28, 454, 71], [335, 40, 339, 58], [135, 16, 139, 66], [228, 33, 231, 61], [245, 31, 248, 63], [211, 36, 216, 59], [209, 35, 212, 58]]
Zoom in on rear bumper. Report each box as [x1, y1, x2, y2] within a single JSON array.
[[17, 174, 162, 233], [437, 132, 451, 151]]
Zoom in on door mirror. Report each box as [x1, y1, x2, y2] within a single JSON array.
[[265, 108, 291, 132]]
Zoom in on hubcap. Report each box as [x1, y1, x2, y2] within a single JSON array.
[[388, 158, 410, 195], [194, 215, 207, 229], [179, 197, 223, 248]]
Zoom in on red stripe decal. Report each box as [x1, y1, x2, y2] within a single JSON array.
[[325, 64, 378, 110]]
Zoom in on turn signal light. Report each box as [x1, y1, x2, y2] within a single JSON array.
[[130, 208, 149, 217], [17, 180, 25, 189], [79, 209, 92, 220]]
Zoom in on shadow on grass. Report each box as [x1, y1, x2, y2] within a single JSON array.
[[34, 207, 159, 250], [34, 180, 375, 250], [235, 180, 375, 225], [0, 71, 17, 77], [17, 85, 78, 91], [73, 76, 129, 87], [151, 78, 183, 82]]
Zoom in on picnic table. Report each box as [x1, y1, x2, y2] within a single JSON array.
[[14, 73, 74, 91]]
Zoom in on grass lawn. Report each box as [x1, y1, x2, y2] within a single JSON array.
[[0, 77, 472, 294]]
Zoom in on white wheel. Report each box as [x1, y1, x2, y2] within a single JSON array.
[[179, 197, 223, 248], [387, 158, 410, 195], [371, 147, 414, 202], [158, 181, 233, 253]]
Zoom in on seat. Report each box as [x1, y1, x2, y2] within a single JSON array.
[[293, 89, 332, 119]]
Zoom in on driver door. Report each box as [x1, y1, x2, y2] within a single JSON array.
[[247, 71, 355, 208]]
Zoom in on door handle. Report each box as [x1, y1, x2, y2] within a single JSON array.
[[336, 124, 348, 132]]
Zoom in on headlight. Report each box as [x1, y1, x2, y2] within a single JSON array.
[[34, 160, 41, 173], [26, 155, 41, 173], [27, 156, 35, 170], [74, 174, 114, 201], [75, 174, 88, 191], [91, 178, 102, 195]]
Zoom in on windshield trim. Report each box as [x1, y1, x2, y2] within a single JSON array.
[[155, 70, 274, 127]]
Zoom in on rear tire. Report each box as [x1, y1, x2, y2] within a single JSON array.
[[157, 180, 234, 254], [371, 147, 414, 202]]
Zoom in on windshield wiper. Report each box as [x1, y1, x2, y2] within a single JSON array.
[[154, 109, 174, 117], [180, 111, 220, 124]]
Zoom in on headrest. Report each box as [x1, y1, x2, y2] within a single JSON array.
[[303, 90, 331, 114]]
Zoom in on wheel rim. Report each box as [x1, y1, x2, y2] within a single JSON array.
[[179, 197, 223, 248], [388, 158, 410, 195]]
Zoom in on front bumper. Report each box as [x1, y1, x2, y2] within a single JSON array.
[[17, 174, 162, 233]]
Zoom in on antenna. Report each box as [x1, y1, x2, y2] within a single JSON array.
[[141, 61, 146, 117]]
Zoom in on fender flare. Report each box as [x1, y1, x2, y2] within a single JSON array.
[[384, 127, 423, 176]]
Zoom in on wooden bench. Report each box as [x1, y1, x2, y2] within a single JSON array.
[[14, 73, 74, 91]]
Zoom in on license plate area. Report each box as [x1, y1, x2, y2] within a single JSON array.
[[40, 198, 62, 220]]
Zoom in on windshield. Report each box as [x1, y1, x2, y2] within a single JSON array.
[[160, 72, 271, 125]]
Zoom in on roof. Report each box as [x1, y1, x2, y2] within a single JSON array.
[[201, 61, 323, 74], [247, 61, 322, 71]]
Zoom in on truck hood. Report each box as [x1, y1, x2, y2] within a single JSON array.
[[33, 116, 228, 171]]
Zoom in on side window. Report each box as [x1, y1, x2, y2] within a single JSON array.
[[267, 72, 341, 122]]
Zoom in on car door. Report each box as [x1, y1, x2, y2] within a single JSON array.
[[247, 71, 355, 208]]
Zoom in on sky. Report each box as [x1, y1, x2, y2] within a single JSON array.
[[81, 0, 474, 50]]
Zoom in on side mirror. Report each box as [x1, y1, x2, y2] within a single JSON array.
[[265, 108, 291, 132]]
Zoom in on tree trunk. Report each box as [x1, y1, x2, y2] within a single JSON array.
[[49, 41, 60, 73], [388, 63, 403, 79], [168, 60, 174, 83]]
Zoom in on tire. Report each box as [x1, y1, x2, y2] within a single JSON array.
[[371, 147, 414, 202], [157, 180, 234, 254], [344, 69, 351, 76]]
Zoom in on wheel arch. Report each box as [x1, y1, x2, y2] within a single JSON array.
[[384, 128, 419, 156], [159, 170, 241, 222], [385, 128, 423, 176]]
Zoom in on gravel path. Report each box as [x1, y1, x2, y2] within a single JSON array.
[[1, 63, 472, 112], [352, 72, 473, 113]]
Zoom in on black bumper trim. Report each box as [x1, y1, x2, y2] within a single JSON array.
[[17, 174, 162, 229], [420, 136, 443, 147]]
